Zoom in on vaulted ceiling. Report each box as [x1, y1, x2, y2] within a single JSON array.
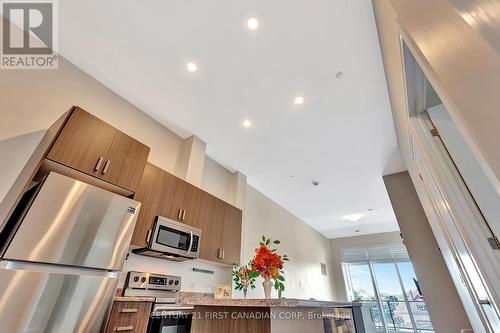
[[57, 0, 405, 238]]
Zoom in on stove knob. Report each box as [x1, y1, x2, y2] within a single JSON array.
[[168, 280, 174, 285], [174, 280, 179, 286], [141, 277, 147, 283], [133, 276, 139, 282]]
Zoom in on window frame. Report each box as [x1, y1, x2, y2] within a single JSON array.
[[343, 258, 435, 333]]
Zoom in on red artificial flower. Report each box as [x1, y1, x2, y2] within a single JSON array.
[[252, 245, 284, 278]]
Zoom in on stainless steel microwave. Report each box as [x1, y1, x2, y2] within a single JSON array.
[[133, 217, 202, 261]]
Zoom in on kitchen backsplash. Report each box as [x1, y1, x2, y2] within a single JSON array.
[[119, 252, 232, 293]]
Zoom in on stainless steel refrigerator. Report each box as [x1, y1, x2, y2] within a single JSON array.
[[0, 172, 141, 332]]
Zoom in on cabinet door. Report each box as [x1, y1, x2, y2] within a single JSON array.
[[100, 130, 150, 192], [47, 107, 116, 177], [221, 203, 242, 265], [132, 163, 185, 247], [105, 301, 152, 333], [199, 197, 225, 262], [181, 184, 212, 230]]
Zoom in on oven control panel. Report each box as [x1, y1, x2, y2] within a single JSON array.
[[125, 271, 181, 292]]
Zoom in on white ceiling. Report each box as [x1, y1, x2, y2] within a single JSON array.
[[58, 0, 406, 238]]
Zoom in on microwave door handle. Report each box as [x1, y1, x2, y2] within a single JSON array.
[[187, 231, 194, 254]]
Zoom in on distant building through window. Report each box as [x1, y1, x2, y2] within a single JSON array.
[[342, 244, 434, 333]]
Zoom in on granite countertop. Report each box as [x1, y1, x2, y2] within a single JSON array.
[[114, 291, 359, 308], [176, 292, 359, 308]]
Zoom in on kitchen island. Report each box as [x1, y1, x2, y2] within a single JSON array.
[[177, 293, 365, 333], [111, 292, 365, 333]]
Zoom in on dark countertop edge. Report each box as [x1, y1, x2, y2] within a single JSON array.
[[114, 296, 155, 302]]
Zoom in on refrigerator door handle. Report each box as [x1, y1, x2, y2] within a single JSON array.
[[0, 260, 119, 278]]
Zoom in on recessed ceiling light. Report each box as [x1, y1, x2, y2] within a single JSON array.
[[243, 119, 252, 127], [294, 96, 305, 105], [186, 62, 198, 72], [355, 229, 361, 233], [368, 208, 374, 212], [336, 71, 343, 79], [311, 180, 319, 186], [247, 17, 259, 30], [342, 213, 365, 222]]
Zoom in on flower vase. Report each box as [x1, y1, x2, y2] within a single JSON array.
[[263, 276, 273, 299], [243, 287, 248, 299]]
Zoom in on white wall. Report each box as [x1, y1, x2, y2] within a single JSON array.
[[0, 131, 46, 203], [201, 157, 235, 205], [240, 185, 335, 300], [0, 26, 335, 299]]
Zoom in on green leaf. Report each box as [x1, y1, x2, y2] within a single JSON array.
[[251, 285, 255, 289], [265, 239, 270, 245], [273, 240, 281, 244], [278, 275, 285, 281], [249, 271, 260, 278], [279, 283, 285, 291], [259, 242, 265, 246], [262, 235, 266, 242]]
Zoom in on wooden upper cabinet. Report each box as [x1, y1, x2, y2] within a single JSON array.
[[47, 107, 115, 177], [221, 203, 242, 265], [100, 130, 150, 191], [131, 162, 242, 265], [132, 163, 184, 247], [47, 107, 150, 193], [199, 197, 225, 263], [197, 199, 242, 265], [182, 183, 212, 230]]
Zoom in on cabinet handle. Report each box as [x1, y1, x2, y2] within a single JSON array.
[[120, 308, 138, 313], [177, 209, 182, 220], [114, 326, 134, 332], [146, 229, 152, 243], [217, 248, 225, 260], [102, 160, 111, 174], [181, 209, 187, 220], [94, 157, 104, 171]]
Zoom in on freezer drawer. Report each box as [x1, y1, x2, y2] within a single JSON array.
[[4, 172, 140, 270], [0, 261, 118, 333]]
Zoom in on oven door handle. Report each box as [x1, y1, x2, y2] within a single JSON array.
[[187, 231, 194, 254], [152, 305, 194, 317]]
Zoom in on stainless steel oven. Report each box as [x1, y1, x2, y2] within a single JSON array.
[[133, 216, 202, 261], [148, 304, 194, 333], [123, 271, 193, 333]]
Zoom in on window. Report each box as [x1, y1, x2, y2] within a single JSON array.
[[343, 245, 434, 333]]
